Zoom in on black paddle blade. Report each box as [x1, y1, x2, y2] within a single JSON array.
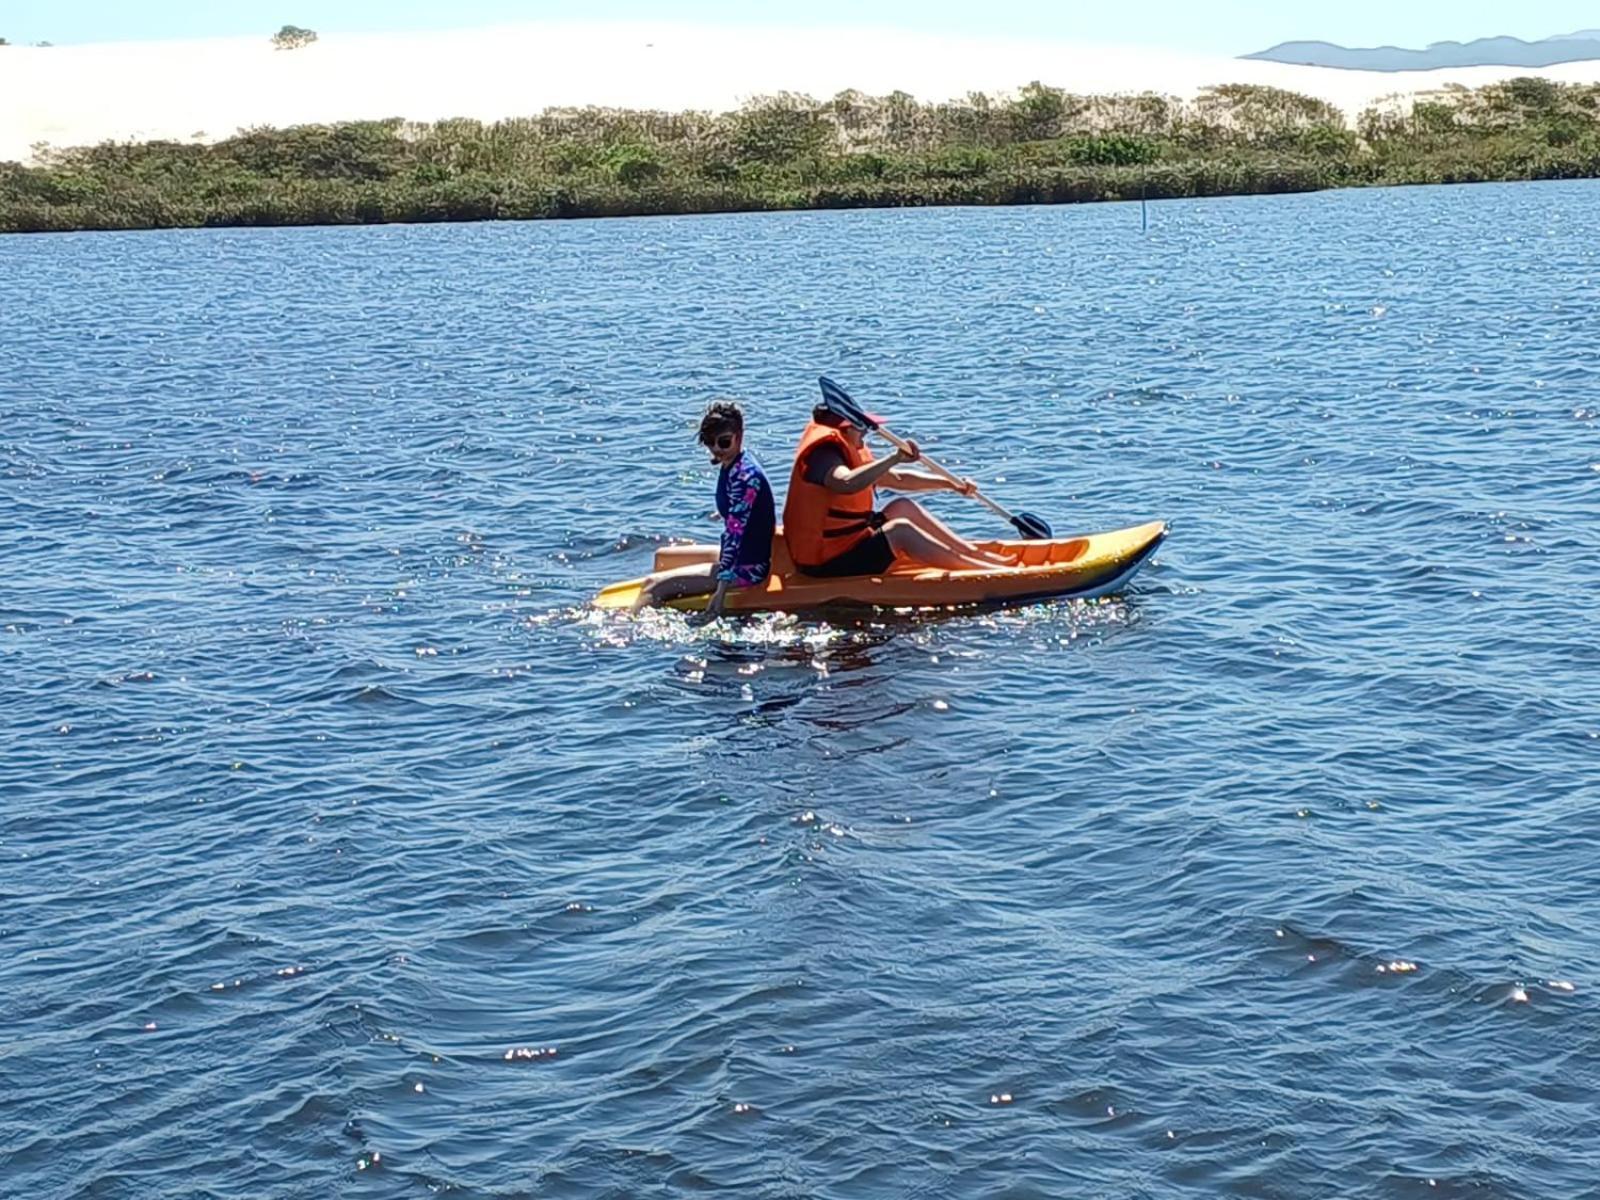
[[817, 376, 877, 430], [1011, 511, 1053, 540]]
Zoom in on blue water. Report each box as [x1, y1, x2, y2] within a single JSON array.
[[3, 182, 1598, 1198]]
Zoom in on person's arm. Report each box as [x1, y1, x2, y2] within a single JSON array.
[[866, 440, 976, 496], [819, 444, 911, 494], [698, 578, 732, 622], [880, 466, 977, 496]]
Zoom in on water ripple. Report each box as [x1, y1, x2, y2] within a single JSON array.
[[3, 181, 1599, 1197]]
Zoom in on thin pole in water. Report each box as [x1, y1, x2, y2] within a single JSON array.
[[1141, 165, 1148, 232]]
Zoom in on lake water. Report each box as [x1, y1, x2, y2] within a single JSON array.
[[3, 182, 1598, 1198]]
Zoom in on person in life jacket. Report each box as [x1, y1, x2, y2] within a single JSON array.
[[783, 405, 1017, 576], [631, 401, 775, 620]]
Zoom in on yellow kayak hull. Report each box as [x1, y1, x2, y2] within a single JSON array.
[[594, 520, 1167, 614]]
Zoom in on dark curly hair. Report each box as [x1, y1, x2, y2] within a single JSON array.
[[698, 400, 744, 446]]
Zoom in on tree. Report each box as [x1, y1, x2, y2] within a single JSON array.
[[271, 25, 318, 50]]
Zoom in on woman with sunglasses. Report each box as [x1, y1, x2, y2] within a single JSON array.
[[631, 401, 774, 620]]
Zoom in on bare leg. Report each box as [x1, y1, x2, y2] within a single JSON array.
[[881, 497, 1015, 566], [630, 562, 717, 611], [880, 518, 1009, 571]]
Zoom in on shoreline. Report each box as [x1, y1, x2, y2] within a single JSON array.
[[7, 177, 1596, 242], [8, 172, 1600, 239]]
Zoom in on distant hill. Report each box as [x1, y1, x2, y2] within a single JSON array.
[[1244, 34, 1600, 71]]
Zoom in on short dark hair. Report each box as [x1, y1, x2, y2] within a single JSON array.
[[812, 405, 848, 427], [699, 400, 743, 445]]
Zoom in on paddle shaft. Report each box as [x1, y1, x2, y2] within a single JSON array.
[[869, 424, 1021, 526]]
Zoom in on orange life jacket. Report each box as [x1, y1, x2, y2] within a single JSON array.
[[783, 421, 876, 569]]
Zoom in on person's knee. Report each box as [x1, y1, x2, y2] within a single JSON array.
[[880, 518, 916, 546], [882, 497, 919, 519]]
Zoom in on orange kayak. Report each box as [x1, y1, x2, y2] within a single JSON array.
[[594, 520, 1166, 613]]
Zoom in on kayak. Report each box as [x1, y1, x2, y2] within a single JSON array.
[[594, 519, 1167, 613]]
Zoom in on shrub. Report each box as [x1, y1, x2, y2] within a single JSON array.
[[698, 157, 740, 183], [1065, 134, 1159, 166], [546, 141, 600, 175], [1503, 76, 1560, 112], [832, 151, 891, 181], [1006, 82, 1070, 142], [271, 25, 318, 50], [217, 120, 406, 180], [926, 145, 996, 177], [606, 145, 664, 187], [732, 95, 831, 164]]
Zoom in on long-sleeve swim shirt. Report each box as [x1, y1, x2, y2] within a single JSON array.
[[714, 450, 775, 586]]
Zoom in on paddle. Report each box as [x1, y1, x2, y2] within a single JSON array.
[[817, 376, 1054, 540]]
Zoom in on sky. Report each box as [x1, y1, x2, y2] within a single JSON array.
[[3, 0, 1598, 54]]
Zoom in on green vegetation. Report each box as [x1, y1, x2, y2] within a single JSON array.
[[3, 79, 1600, 233], [271, 25, 318, 50]]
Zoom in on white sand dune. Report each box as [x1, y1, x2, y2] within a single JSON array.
[[5, 22, 1600, 163]]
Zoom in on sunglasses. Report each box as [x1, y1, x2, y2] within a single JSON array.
[[705, 433, 736, 452]]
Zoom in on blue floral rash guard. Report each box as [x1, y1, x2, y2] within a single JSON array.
[[714, 451, 775, 586]]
